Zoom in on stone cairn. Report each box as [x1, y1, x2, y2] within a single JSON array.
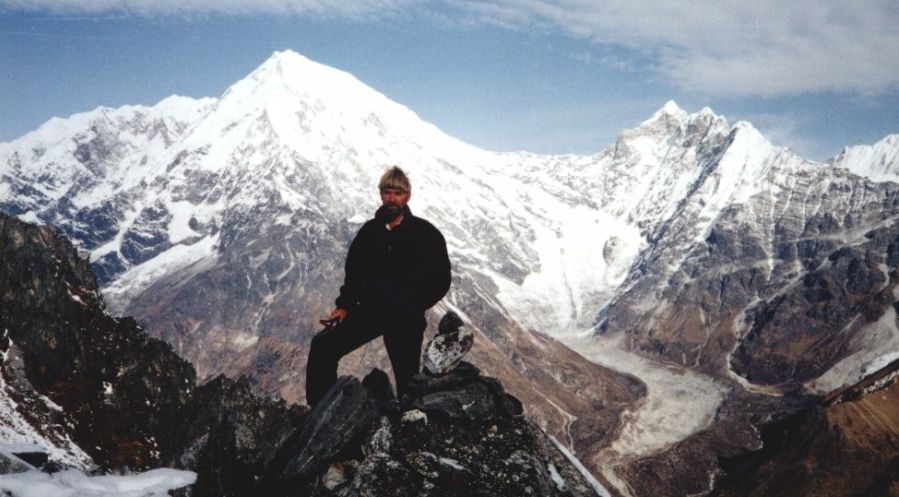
[[423, 310, 473, 375]]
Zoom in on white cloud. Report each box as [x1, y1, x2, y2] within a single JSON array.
[[452, 0, 899, 96], [7, 0, 898, 97]]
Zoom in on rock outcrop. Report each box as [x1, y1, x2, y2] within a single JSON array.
[[251, 362, 599, 497], [0, 212, 196, 469]]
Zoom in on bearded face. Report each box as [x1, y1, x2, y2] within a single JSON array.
[[379, 187, 410, 221]]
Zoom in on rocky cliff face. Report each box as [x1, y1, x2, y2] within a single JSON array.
[[600, 147, 899, 386], [0, 213, 603, 496], [0, 212, 196, 469]]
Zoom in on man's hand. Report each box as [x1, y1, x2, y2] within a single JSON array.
[[319, 308, 348, 327]]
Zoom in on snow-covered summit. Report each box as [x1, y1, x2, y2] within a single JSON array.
[[831, 134, 899, 183], [4, 95, 214, 151], [647, 99, 689, 122], [617, 100, 731, 157], [633, 100, 729, 136], [226, 50, 400, 114], [205, 50, 475, 163]]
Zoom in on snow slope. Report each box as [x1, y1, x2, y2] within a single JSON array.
[[0, 468, 196, 497]]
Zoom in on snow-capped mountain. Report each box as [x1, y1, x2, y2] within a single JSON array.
[[831, 133, 899, 183], [3, 50, 899, 497]]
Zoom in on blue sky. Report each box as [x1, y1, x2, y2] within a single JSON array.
[[1, 1, 898, 160]]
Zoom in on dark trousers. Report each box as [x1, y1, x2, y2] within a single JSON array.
[[305, 310, 426, 408]]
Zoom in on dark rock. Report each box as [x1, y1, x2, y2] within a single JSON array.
[[506, 450, 559, 496], [73, 199, 125, 250], [12, 452, 47, 468], [187, 409, 256, 497], [414, 381, 498, 421], [177, 375, 305, 497], [0, 453, 31, 474], [365, 368, 595, 497], [40, 460, 65, 474], [404, 361, 482, 398], [92, 250, 127, 285], [362, 417, 393, 457], [0, 213, 195, 469], [361, 368, 395, 405], [273, 376, 379, 483], [120, 203, 172, 265], [340, 452, 416, 497], [437, 311, 464, 335]]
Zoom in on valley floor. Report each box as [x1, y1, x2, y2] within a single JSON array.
[[560, 332, 728, 496]]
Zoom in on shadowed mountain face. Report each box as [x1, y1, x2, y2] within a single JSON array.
[[711, 363, 899, 497], [2, 50, 899, 496], [0, 213, 196, 469]]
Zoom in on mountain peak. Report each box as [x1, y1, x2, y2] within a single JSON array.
[[646, 100, 688, 123], [229, 49, 373, 101], [649, 101, 727, 126], [660, 100, 686, 116], [626, 101, 726, 142], [253, 49, 347, 83], [832, 132, 899, 183], [214, 49, 421, 130]]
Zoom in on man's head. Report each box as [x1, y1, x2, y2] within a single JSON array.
[[378, 166, 411, 221]]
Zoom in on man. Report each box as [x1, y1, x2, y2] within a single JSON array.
[[305, 166, 451, 408]]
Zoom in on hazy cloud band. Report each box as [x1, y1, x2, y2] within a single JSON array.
[[455, 0, 899, 96], [5, 0, 898, 96]]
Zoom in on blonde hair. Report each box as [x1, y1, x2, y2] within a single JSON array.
[[378, 166, 411, 193]]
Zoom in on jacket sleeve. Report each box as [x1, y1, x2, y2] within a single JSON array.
[[417, 225, 451, 311], [335, 224, 369, 311]]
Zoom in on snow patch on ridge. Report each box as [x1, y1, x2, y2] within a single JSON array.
[[166, 200, 202, 244], [103, 234, 219, 312]]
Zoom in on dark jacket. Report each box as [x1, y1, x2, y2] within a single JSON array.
[[336, 205, 451, 318]]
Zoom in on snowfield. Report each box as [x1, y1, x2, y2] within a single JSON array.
[[0, 468, 196, 497]]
